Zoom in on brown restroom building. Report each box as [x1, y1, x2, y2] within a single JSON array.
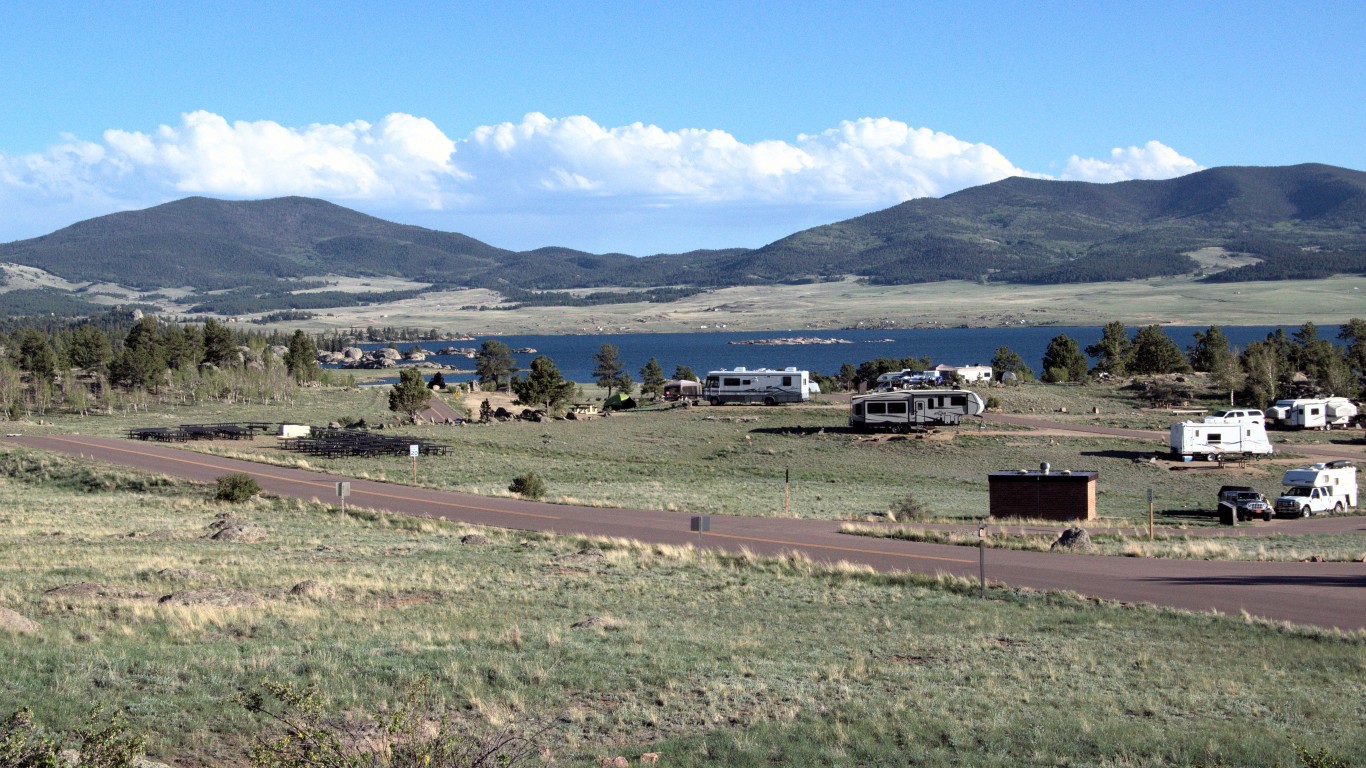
[[988, 465, 1098, 521]]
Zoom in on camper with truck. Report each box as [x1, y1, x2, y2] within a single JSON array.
[[1265, 397, 1358, 430], [849, 389, 986, 431], [1273, 460, 1357, 517], [703, 367, 809, 405], [1168, 412, 1273, 460]]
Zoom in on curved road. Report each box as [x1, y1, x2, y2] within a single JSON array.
[[5, 433, 1362, 631]]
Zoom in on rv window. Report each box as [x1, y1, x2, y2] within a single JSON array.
[[1207, 432, 1222, 442], [950, 396, 965, 407], [783, 377, 792, 386], [853, 403, 864, 416], [1310, 408, 1320, 416], [868, 402, 886, 415], [723, 378, 741, 386], [705, 377, 718, 387], [742, 379, 751, 385], [888, 402, 907, 414]]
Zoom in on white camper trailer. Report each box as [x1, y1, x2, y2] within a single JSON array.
[[1265, 398, 1358, 430], [1169, 413, 1273, 460], [850, 389, 986, 431], [1273, 460, 1357, 517], [703, 367, 810, 405]]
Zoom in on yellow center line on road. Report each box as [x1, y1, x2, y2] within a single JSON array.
[[701, 531, 978, 566], [36, 435, 562, 522]]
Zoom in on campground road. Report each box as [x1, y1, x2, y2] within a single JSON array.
[[6, 433, 1364, 631]]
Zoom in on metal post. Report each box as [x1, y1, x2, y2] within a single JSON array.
[[1148, 488, 1154, 540], [784, 467, 790, 516], [978, 523, 987, 599]]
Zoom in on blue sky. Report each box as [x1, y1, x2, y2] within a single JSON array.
[[2, 1, 1361, 255]]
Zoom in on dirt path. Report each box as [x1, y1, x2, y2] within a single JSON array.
[[7, 433, 1363, 631]]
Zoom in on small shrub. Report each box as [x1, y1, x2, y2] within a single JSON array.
[[508, 472, 546, 499], [985, 395, 1001, 411], [891, 493, 931, 521], [215, 473, 261, 503]]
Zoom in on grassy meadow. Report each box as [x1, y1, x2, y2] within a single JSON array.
[[1, 447, 1363, 767]]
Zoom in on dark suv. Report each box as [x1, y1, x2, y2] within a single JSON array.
[[1218, 486, 1274, 521]]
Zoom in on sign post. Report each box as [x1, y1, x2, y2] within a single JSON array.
[[690, 515, 710, 549], [978, 522, 988, 599], [1148, 488, 1154, 540], [409, 444, 419, 484], [336, 481, 350, 512], [784, 467, 790, 517]]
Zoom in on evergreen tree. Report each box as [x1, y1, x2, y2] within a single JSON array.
[[428, 372, 446, 390], [1041, 333, 1088, 383], [1128, 325, 1190, 374], [1188, 325, 1233, 373], [202, 319, 237, 367], [990, 346, 1033, 382], [65, 324, 111, 374], [1085, 321, 1131, 376], [110, 317, 166, 390], [837, 363, 857, 391], [593, 343, 632, 397], [510, 356, 575, 412], [13, 329, 58, 382], [284, 330, 321, 383], [475, 340, 518, 390], [1337, 318, 1366, 376], [639, 357, 666, 399], [672, 365, 698, 382], [387, 367, 431, 418]]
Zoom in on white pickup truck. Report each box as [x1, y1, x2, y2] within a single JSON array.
[[1273, 461, 1358, 517]]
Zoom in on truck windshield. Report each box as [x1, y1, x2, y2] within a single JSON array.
[[1285, 487, 1311, 497]]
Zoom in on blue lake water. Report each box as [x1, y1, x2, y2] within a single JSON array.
[[343, 325, 1326, 384]]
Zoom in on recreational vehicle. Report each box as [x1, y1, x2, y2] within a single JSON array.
[[1273, 461, 1357, 517], [1265, 398, 1358, 430], [1168, 413, 1273, 460], [849, 389, 986, 431], [703, 367, 810, 405]]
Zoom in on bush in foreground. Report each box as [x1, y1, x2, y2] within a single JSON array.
[[508, 472, 546, 499], [215, 473, 262, 503]]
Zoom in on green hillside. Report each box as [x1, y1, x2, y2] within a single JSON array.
[[1, 164, 1363, 302]]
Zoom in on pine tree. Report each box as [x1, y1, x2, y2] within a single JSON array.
[[511, 356, 575, 412], [1041, 333, 1088, 383], [639, 357, 666, 399], [593, 343, 632, 397], [284, 330, 321, 383], [672, 365, 698, 382], [1129, 326, 1190, 375], [388, 368, 431, 418], [1085, 321, 1131, 376], [476, 340, 518, 390]]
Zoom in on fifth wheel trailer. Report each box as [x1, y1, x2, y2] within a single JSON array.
[[850, 389, 985, 431]]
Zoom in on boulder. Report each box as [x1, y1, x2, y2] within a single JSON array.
[[342, 346, 365, 361], [288, 580, 335, 599], [460, 534, 491, 545], [374, 348, 402, 360], [1050, 527, 1094, 553], [0, 607, 40, 634], [209, 522, 267, 543]]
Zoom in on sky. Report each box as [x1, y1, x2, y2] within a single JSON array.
[[1, 1, 1362, 255]]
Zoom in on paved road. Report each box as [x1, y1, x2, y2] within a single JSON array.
[[6, 434, 1363, 631]]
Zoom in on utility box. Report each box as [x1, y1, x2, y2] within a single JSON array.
[[279, 424, 311, 438], [989, 468, 1098, 521]]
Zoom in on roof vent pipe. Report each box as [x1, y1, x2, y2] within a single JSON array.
[[1040, 462, 1050, 475]]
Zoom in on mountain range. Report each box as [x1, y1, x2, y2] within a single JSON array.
[[2, 163, 1363, 306]]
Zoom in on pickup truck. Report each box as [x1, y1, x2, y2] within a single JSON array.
[[1217, 486, 1274, 522]]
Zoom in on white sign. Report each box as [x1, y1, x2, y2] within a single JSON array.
[[336, 481, 350, 498], [409, 444, 420, 458]]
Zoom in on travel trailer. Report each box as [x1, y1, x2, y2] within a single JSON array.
[[703, 367, 810, 405], [849, 389, 986, 431], [1265, 398, 1358, 430], [1168, 413, 1273, 460], [1273, 461, 1358, 517]]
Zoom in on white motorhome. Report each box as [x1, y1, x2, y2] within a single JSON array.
[[1273, 460, 1358, 517], [850, 389, 985, 431], [1169, 413, 1273, 460], [703, 367, 810, 405], [1265, 398, 1358, 430]]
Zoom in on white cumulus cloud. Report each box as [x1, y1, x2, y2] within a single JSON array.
[[1061, 140, 1203, 183], [0, 111, 1204, 250]]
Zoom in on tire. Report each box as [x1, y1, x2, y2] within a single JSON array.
[[1263, 509, 1275, 522], [763, 396, 776, 406], [1301, 506, 1311, 518], [1333, 502, 1344, 514], [708, 397, 721, 406]]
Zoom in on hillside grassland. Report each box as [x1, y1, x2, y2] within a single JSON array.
[[15, 379, 1358, 540], [273, 275, 1366, 335], [1, 448, 1363, 767]]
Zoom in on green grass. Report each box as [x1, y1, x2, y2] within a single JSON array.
[[842, 523, 1366, 562], [0, 447, 1362, 767]]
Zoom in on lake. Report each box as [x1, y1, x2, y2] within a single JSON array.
[[343, 325, 1324, 383]]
